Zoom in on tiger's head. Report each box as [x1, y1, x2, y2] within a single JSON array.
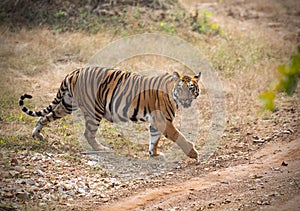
[[172, 72, 201, 108]]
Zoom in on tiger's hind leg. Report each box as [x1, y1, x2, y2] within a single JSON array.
[[32, 107, 71, 140], [32, 117, 46, 141], [83, 115, 108, 151], [149, 125, 162, 157], [32, 93, 76, 141]]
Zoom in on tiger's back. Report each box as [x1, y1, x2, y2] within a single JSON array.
[[72, 67, 176, 123]]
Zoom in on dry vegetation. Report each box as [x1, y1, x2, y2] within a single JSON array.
[[0, 0, 299, 210]]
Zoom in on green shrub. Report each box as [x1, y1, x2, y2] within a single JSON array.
[[260, 45, 300, 111]]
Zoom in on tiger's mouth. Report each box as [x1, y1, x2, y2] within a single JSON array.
[[179, 99, 192, 108]]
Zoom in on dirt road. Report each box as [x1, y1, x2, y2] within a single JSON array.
[[99, 138, 300, 210]]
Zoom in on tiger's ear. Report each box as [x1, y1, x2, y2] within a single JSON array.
[[193, 72, 201, 82], [172, 72, 180, 82]]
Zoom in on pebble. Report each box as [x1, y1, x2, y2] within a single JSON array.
[[37, 169, 45, 176], [16, 191, 30, 201]]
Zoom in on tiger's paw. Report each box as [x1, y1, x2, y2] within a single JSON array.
[[149, 152, 166, 161], [149, 150, 160, 157], [187, 148, 199, 160], [32, 133, 44, 141], [91, 143, 110, 151]]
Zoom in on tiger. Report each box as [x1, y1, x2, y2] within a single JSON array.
[[19, 67, 202, 159]]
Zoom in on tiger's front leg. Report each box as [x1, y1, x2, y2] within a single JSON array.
[[162, 122, 199, 159]]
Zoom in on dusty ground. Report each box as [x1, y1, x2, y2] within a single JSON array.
[[0, 0, 299, 210]]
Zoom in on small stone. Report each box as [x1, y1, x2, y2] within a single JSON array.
[[253, 138, 265, 144], [26, 179, 35, 186], [208, 202, 215, 207], [14, 166, 25, 172], [11, 158, 19, 166], [265, 136, 272, 142], [63, 183, 73, 190], [1, 171, 10, 178], [9, 170, 19, 177], [87, 160, 98, 166], [16, 191, 30, 201], [223, 198, 231, 204], [37, 169, 45, 176], [78, 188, 86, 194], [283, 129, 293, 134], [262, 200, 271, 205], [3, 192, 14, 198], [252, 174, 263, 179]]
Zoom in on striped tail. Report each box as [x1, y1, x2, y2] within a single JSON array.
[[19, 94, 54, 117]]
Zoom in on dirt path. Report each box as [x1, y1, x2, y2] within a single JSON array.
[[98, 138, 300, 210]]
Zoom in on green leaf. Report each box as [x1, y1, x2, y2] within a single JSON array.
[[277, 65, 287, 75], [259, 91, 276, 111], [279, 75, 298, 95]]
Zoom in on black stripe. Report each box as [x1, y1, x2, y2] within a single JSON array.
[[121, 77, 134, 118], [62, 98, 73, 111], [85, 120, 100, 127], [150, 125, 158, 133], [89, 68, 97, 102], [24, 94, 32, 99], [130, 93, 140, 122], [47, 105, 53, 112], [130, 76, 144, 121], [143, 107, 147, 117]]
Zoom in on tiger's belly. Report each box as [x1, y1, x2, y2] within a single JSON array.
[[103, 107, 150, 123]]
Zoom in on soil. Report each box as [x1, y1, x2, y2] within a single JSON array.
[[0, 0, 299, 210]]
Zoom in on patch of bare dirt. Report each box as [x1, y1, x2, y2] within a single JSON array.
[[98, 138, 300, 211]]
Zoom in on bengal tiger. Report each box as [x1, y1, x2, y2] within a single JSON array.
[[19, 67, 202, 159]]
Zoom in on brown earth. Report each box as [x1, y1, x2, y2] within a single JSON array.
[[0, 0, 299, 210]]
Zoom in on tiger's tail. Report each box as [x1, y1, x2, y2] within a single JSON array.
[[19, 94, 59, 117], [19, 69, 79, 117]]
